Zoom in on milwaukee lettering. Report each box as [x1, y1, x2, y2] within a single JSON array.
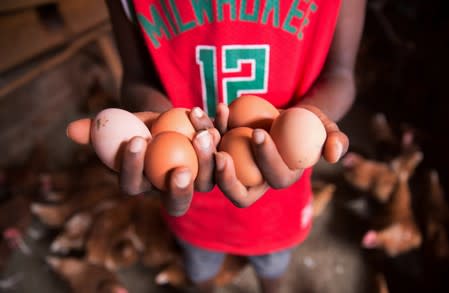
[[138, 0, 318, 48]]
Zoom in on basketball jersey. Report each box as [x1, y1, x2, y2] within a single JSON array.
[[122, 0, 341, 255]]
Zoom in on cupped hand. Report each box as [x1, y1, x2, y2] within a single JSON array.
[[66, 108, 220, 216], [212, 103, 303, 208], [297, 104, 349, 163]]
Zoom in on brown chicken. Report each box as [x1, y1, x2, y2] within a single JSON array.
[[342, 151, 423, 203], [101, 196, 180, 270], [342, 152, 400, 202], [50, 199, 119, 254], [47, 257, 127, 293], [361, 170, 422, 257], [423, 170, 449, 259], [103, 224, 143, 271], [312, 181, 336, 218], [373, 273, 389, 293], [133, 196, 178, 268], [85, 196, 139, 266], [370, 113, 419, 161], [31, 185, 120, 227]]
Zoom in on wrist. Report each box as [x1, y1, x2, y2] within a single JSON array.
[[121, 82, 172, 113]]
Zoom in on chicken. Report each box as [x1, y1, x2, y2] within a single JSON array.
[[312, 181, 336, 218], [133, 197, 178, 268], [342, 151, 423, 203], [50, 199, 118, 254], [370, 113, 419, 161], [371, 113, 398, 160], [342, 152, 399, 202], [103, 224, 143, 271], [38, 173, 70, 203], [31, 185, 120, 227], [373, 273, 389, 293], [85, 196, 140, 267], [47, 257, 127, 293], [0, 192, 34, 270], [423, 170, 449, 259], [361, 170, 422, 257]]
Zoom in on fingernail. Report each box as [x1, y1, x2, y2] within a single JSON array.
[[253, 129, 265, 145], [335, 142, 343, 161], [215, 153, 226, 171], [174, 171, 191, 189], [192, 107, 204, 118], [129, 138, 144, 153], [196, 130, 211, 150]]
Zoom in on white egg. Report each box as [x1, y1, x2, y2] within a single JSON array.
[[91, 108, 151, 171]]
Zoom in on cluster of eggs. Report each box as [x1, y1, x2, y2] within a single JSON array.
[[90, 95, 326, 190]]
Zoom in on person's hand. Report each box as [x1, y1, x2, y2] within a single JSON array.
[[212, 103, 349, 208], [212, 103, 302, 208], [297, 104, 349, 163], [66, 109, 220, 217]]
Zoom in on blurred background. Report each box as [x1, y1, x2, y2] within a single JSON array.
[[0, 0, 448, 292]]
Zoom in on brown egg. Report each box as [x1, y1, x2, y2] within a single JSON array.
[[270, 108, 326, 169], [151, 108, 195, 140], [218, 127, 264, 187], [144, 131, 198, 191], [228, 95, 279, 130], [91, 108, 151, 171]]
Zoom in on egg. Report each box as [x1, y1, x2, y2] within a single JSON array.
[[270, 108, 326, 169], [91, 108, 151, 171], [218, 127, 264, 187], [144, 131, 198, 191], [151, 108, 196, 140], [228, 95, 280, 130]]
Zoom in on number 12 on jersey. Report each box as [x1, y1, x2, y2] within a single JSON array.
[[196, 45, 270, 117]]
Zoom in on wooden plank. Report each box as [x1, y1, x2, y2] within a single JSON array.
[[0, 0, 56, 13], [58, 0, 109, 35], [0, 24, 111, 97], [0, 10, 67, 73]]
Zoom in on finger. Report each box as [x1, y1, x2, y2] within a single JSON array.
[[207, 127, 221, 147], [120, 136, 152, 195], [66, 118, 92, 144], [165, 167, 195, 216], [189, 107, 214, 130], [323, 131, 349, 163], [192, 130, 215, 192], [251, 129, 304, 189], [297, 104, 349, 163], [214, 103, 229, 134], [215, 152, 266, 208]]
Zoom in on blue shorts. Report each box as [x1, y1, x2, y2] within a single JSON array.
[[177, 239, 294, 283]]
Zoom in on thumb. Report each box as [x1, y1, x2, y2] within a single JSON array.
[[66, 111, 159, 145], [66, 118, 92, 145]]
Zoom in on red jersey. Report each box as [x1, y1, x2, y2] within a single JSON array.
[[123, 0, 341, 255]]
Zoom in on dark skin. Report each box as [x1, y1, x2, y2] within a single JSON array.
[[67, 0, 366, 292]]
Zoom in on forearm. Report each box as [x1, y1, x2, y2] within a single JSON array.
[[296, 0, 365, 122], [120, 78, 172, 113], [296, 68, 356, 122]]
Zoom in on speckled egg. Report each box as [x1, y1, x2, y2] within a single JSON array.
[[91, 108, 151, 171]]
